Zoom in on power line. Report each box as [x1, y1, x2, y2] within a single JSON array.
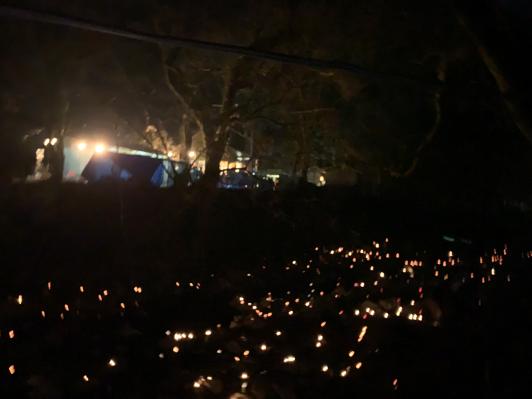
[[0, 5, 439, 86]]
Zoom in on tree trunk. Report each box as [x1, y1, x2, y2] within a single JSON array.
[[184, 117, 193, 158], [45, 129, 63, 183], [203, 134, 226, 185], [51, 94, 69, 183], [202, 64, 239, 185], [177, 114, 194, 161], [292, 150, 301, 177]]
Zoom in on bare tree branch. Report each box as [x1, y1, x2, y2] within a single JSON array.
[[455, 7, 532, 147], [158, 44, 205, 137], [390, 58, 446, 177], [290, 108, 335, 115]]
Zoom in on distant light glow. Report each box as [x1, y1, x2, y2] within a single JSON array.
[[77, 141, 87, 151], [95, 143, 106, 154]]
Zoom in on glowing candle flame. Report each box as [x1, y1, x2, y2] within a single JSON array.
[[357, 326, 368, 342]]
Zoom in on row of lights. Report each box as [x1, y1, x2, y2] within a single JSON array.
[[44, 138, 107, 154], [46, 138, 198, 160], [43, 138, 58, 146], [76, 141, 106, 154]]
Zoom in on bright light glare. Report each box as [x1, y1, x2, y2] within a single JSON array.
[[77, 141, 87, 151], [44, 138, 50, 146], [50, 137, 58, 146], [188, 150, 196, 159], [95, 143, 106, 154]]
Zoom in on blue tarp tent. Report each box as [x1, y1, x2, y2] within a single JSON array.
[[82, 152, 174, 187]]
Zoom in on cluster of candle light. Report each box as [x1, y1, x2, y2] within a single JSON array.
[[1, 239, 526, 397]]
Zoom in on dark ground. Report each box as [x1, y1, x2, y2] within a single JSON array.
[[1, 183, 531, 398]]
